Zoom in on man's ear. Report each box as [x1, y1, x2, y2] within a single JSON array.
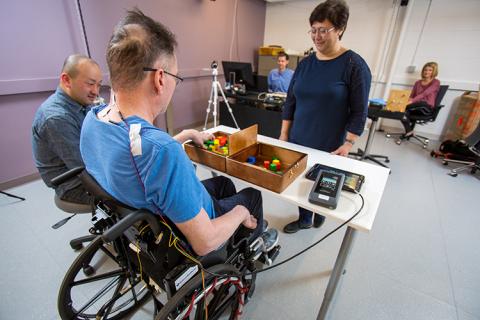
[[60, 73, 72, 89], [153, 69, 165, 94]]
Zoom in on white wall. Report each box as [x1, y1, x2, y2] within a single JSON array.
[[264, 0, 480, 139]]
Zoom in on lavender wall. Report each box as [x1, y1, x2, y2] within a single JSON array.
[[0, 0, 266, 185]]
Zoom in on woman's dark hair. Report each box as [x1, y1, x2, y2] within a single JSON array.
[[309, 0, 349, 40]]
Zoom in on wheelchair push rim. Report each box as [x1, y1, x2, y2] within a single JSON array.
[[57, 236, 151, 319], [155, 264, 247, 320]]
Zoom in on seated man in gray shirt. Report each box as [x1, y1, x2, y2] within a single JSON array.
[[32, 54, 102, 204]]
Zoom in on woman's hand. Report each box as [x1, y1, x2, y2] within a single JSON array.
[[331, 142, 353, 157]]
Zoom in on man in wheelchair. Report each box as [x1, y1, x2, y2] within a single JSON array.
[[59, 8, 280, 320]]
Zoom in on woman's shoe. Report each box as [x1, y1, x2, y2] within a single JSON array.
[[313, 214, 325, 228], [283, 220, 312, 234]]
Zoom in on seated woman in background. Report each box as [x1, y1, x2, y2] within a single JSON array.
[[401, 61, 440, 136]]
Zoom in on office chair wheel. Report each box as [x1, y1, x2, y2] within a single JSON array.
[[442, 161, 448, 166], [58, 236, 151, 320], [448, 172, 458, 177], [70, 242, 84, 251], [471, 168, 477, 174], [82, 265, 94, 276], [423, 144, 427, 149], [155, 264, 245, 320], [385, 159, 390, 163], [395, 139, 402, 145]]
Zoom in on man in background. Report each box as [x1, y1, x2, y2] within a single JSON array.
[[32, 54, 102, 204], [268, 52, 294, 93]]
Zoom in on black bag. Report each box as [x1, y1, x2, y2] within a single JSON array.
[[439, 140, 477, 161]]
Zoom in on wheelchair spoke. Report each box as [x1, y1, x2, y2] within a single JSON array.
[[75, 276, 123, 316], [71, 269, 125, 287]]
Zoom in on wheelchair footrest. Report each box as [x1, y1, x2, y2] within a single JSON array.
[[258, 245, 281, 266]]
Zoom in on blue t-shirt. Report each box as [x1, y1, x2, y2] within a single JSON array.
[[282, 51, 371, 152], [268, 68, 294, 93], [80, 105, 215, 223]]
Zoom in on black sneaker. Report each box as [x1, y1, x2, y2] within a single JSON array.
[[313, 214, 325, 228], [261, 228, 279, 251], [283, 220, 312, 234]]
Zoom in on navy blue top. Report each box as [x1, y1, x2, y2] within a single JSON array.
[[282, 50, 371, 152]]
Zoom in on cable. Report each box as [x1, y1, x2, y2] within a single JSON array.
[[247, 192, 364, 276]]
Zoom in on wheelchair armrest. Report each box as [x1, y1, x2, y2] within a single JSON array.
[[102, 209, 161, 242], [51, 166, 85, 186]]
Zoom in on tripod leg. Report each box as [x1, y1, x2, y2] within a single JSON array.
[[217, 82, 240, 129], [0, 190, 26, 201], [203, 85, 215, 130]]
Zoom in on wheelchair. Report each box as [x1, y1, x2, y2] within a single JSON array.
[[55, 167, 280, 319]]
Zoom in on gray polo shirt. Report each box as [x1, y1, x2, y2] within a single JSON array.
[[32, 87, 89, 197]]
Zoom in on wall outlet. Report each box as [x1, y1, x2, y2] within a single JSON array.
[[406, 65, 416, 73]]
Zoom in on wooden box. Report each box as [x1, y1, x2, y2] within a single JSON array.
[[185, 125, 308, 193], [184, 126, 257, 172]]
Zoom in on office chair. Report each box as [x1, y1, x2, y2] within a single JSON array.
[[386, 85, 449, 148], [442, 122, 480, 177]]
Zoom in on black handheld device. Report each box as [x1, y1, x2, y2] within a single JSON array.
[[308, 170, 345, 209], [305, 163, 365, 193]]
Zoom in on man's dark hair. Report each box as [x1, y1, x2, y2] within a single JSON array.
[[61, 54, 98, 78], [309, 0, 349, 40], [107, 8, 177, 90], [278, 52, 289, 61]]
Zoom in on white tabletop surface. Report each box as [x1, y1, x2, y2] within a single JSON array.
[[195, 125, 390, 233]]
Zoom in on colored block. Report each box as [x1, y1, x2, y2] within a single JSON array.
[[264, 160, 270, 169], [269, 163, 277, 171]]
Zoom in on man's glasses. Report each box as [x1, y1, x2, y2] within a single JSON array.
[[308, 26, 335, 36], [143, 67, 184, 85]]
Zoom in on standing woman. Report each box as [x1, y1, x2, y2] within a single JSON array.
[[280, 0, 371, 234]]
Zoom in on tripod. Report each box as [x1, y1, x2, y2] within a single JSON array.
[[203, 61, 239, 130]]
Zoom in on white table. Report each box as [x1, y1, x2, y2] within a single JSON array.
[[194, 125, 390, 319]]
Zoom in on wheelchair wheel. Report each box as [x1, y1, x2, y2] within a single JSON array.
[[58, 236, 151, 319], [155, 264, 247, 320]]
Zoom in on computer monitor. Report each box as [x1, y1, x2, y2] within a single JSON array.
[[221, 61, 255, 90]]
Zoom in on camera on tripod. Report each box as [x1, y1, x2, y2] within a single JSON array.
[[211, 61, 218, 69]]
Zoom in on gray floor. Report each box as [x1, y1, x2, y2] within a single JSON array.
[[1, 131, 479, 320]]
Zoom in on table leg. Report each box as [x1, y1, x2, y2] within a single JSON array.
[[317, 226, 357, 320]]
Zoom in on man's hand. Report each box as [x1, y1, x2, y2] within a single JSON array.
[[188, 129, 215, 147], [242, 214, 257, 229], [175, 129, 214, 145], [331, 142, 353, 157]]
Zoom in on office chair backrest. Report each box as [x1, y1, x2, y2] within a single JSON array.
[[435, 85, 449, 107], [465, 122, 480, 157]]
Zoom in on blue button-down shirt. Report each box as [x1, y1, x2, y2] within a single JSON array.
[[32, 87, 89, 197], [268, 68, 294, 93]]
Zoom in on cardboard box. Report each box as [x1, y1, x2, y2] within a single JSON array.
[[185, 125, 308, 193], [386, 89, 411, 112], [258, 46, 284, 56], [446, 91, 480, 140]]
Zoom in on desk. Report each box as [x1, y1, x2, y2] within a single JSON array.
[[194, 125, 390, 319], [219, 91, 283, 139]]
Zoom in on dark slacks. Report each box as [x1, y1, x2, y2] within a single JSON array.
[[201, 176, 263, 241]]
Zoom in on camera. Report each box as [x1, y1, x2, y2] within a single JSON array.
[[211, 61, 218, 69]]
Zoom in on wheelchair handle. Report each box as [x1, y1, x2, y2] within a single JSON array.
[[102, 209, 161, 242], [51, 166, 85, 186]]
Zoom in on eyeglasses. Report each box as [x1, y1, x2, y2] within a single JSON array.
[[143, 67, 184, 85], [308, 26, 335, 36]]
